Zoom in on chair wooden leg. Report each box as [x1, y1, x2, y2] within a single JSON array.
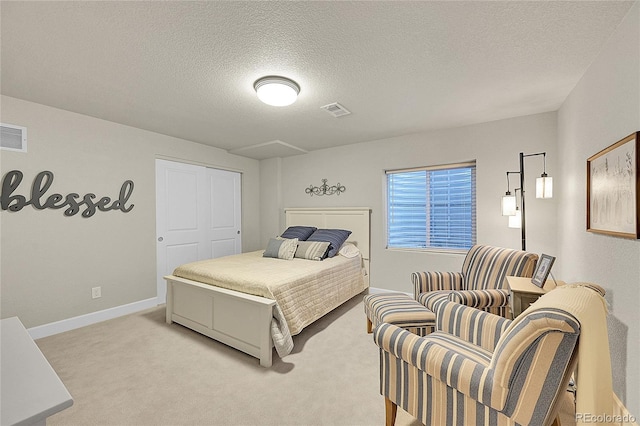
[[367, 318, 373, 333], [385, 397, 397, 426]]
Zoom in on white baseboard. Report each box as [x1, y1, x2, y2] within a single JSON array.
[[28, 297, 159, 340]]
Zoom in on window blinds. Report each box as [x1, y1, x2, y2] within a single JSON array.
[[387, 162, 476, 250]]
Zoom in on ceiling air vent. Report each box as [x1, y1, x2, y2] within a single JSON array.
[[1, 123, 27, 152], [321, 102, 351, 118]]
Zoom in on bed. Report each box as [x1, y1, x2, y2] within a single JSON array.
[[164, 207, 371, 367]]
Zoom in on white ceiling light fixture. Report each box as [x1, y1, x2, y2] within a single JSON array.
[[254, 76, 300, 107]]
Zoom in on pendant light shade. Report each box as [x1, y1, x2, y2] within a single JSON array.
[[501, 193, 517, 216], [254, 76, 300, 107], [536, 174, 553, 198], [508, 209, 522, 228]]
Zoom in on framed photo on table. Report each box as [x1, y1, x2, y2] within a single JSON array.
[[587, 131, 639, 239], [531, 254, 555, 287]]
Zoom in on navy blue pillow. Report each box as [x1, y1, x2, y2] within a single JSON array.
[[306, 229, 352, 258], [280, 226, 317, 241]]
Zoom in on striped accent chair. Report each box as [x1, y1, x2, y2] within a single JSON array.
[[374, 296, 583, 426], [412, 245, 538, 318]]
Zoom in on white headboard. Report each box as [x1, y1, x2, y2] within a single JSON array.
[[285, 207, 371, 279]]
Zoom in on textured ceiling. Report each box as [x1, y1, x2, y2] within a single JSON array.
[[1, 1, 634, 159]]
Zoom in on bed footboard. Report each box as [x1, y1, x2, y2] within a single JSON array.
[[164, 275, 277, 367]]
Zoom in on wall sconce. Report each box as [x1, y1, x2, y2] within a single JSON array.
[[502, 152, 553, 250]]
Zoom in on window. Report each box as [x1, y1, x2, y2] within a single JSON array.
[[386, 161, 476, 251]]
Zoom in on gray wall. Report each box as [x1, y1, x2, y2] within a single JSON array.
[[260, 111, 559, 293], [0, 95, 261, 328], [557, 2, 639, 416]]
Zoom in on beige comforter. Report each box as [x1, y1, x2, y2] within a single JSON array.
[[172, 250, 367, 336]]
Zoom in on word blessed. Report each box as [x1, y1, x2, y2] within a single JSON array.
[[1, 170, 134, 218]]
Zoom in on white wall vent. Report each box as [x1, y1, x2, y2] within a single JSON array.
[[320, 102, 351, 118], [1, 123, 27, 152]]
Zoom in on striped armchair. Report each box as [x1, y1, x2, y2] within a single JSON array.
[[374, 297, 581, 426], [412, 244, 538, 318]]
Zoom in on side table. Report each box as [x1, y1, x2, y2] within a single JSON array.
[[506, 276, 563, 318]]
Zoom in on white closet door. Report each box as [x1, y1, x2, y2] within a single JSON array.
[[206, 167, 242, 258], [155, 159, 241, 304]]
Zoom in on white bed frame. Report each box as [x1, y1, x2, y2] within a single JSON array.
[[164, 207, 371, 367]]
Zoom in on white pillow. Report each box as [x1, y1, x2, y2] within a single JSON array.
[[339, 242, 360, 258]]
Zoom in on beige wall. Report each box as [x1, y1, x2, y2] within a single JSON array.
[[557, 2, 639, 416], [0, 95, 261, 328], [260, 111, 559, 293]]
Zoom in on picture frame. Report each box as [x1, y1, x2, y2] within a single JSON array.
[[587, 131, 640, 239], [531, 254, 555, 288]]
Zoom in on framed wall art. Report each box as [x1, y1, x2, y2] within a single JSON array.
[[587, 131, 639, 239]]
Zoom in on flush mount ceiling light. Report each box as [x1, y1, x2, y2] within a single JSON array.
[[253, 76, 300, 107]]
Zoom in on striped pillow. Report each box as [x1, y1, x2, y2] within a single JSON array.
[[280, 226, 317, 241], [294, 241, 330, 261], [263, 237, 298, 260], [306, 229, 352, 258]]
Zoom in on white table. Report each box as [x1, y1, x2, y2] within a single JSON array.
[[506, 276, 563, 318], [1, 317, 73, 426]]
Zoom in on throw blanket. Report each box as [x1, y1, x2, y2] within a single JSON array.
[[511, 282, 614, 426], [271, 304, 294, 357]]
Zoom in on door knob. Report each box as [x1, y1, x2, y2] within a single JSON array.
[[158, 237, 164, 242]]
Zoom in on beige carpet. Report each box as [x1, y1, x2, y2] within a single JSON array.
[[36, 295, 575, 426]]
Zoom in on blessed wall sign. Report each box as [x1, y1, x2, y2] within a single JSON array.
[[1, 170, 134, 218]]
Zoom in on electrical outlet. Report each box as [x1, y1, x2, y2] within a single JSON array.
[[92, 286, 102, 299]]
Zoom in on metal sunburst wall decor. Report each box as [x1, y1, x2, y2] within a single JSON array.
[[305, 179, 346, 196]]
